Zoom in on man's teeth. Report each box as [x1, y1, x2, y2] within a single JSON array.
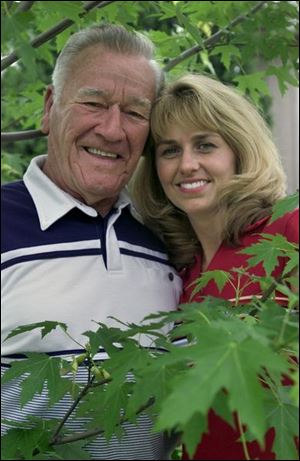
[[86, 147, 118, 158], [180, 180, 209, 189]]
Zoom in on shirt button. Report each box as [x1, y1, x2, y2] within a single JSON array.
[[168, 272, 174, 281]]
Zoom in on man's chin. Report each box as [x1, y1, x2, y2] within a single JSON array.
[[79, 187, 120, 213]]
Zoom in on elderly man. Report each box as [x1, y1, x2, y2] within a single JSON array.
[[2, 24, 181, 460]]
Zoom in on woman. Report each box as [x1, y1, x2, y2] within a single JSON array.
[[131, 74, 298, 460]]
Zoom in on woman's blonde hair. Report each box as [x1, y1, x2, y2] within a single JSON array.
[[131, 74, 287, 269]]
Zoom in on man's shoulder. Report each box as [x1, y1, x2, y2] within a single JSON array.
[[2, 179, 27, 197], [2, 179, 25, 190], [2, 179, 34, 210], [117, 207, 167, 254]]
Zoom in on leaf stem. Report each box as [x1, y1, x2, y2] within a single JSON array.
[[51, 375, 96, 444], [237, 413, 251, 460], [52, 397, 155, 446]]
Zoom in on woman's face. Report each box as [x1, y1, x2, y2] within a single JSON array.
[[155, 125, 236, 219]]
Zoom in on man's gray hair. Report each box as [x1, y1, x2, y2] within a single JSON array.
[[52, 24, 164, 101]]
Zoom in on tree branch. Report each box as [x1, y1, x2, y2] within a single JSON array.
[[51, 374, 99, 444], [1, 1, 116, 71], [6, 1, 15, 11], [163, 0, 269, 72], [52, 397, 155, 446], [0, 0, 271, 145], [16, 1, 35, 13], [249, 275, 284, 317], [1, 129, 46, 143]]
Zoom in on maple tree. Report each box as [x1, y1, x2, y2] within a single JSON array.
[[2, 194, 298, 460]]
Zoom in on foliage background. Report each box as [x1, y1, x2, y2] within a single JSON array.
[[1, 2, 299, 460], [1, 0, 299, 183]]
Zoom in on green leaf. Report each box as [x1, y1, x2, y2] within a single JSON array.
[[270, 193, 299, 222], [41, 1, 84, 25], [239, 234, 295, 277], [265, 388, 299, 460], [126, 365, 175, 421], [3, 320, 68, 342], [1, 420, 53, 460], [211, 390, 234, 427], [155, 326, 288, 444], [176, 3, 203, 46], [83, 323, 127, 356], [103, 383, 131, 441], [189, 270, 232, 299], [210, 45, 241, 70], [181, 412, 207, 459], [266, 65, 299, 95], [52, 441, 92, 460], [1, 354, 76, 407], [233, 72, 270, 104], [282, 252, 299, 277], [104, 341, 152, 381]]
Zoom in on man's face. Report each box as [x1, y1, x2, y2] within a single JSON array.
[[42, 46, 156, 214]]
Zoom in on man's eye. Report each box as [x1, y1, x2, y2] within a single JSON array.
[[83, 102, 107, 109], [126, 111, 148, 120]]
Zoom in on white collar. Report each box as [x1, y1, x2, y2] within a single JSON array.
[[23, 155, 134, 230]]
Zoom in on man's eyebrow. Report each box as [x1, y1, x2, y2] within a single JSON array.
[[126, 96, 152, 110], [76, 89, 151, 110], [77, 88, 108, 98]]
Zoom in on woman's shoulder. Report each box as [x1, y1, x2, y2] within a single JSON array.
[[265, 208, 299, 244]]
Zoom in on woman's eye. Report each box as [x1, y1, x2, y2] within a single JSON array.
[[159, 146, 180, 158], [197, 143, 215, 152]]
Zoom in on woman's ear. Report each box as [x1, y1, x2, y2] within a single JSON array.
[[41, 85, 54, 134]]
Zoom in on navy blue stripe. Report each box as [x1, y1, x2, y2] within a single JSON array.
[[120, 248, 169, 266], [1, 344, 171, 363], [2, 248, 170, 270], [2, 182, 168, 256], [2, 349, 92, 360], [1, 249, 102, 270]]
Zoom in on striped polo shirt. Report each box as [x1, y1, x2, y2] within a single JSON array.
[[1, 155, 182, 460]]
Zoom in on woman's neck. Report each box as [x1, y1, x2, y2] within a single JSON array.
[[189, 213, 224, 271]]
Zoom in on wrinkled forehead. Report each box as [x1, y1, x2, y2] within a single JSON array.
[[76, 86, 152, 111], [69, 46, 157, 100]]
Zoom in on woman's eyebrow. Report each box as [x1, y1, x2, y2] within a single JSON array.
[[156, 133, 219, 147], [156, 139, 177, 148]]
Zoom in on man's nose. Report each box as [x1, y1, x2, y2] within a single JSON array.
[[179, 149, 200, 175], [94, 104, 125, 142]]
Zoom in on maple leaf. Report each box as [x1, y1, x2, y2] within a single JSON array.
[[240, 233, 296, 276], [1, 353, 77, 407], [3, 320, 68, 342], [155, 325, 289, 445], [270, 192, 299, 223], [188, 270, 232, 299], [265, 387, 299, 460]]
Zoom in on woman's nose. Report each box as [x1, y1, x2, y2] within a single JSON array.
[[179, 149, 200, 175]]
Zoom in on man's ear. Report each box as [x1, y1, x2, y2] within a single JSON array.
[[41, 85, 54, 134]]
